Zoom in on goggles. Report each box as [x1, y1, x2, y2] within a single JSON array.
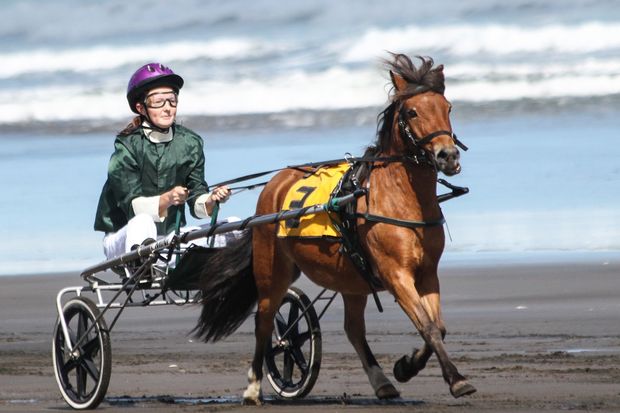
[[144, 92, 178, 109]]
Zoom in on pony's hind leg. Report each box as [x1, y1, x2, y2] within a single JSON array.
[[342, 294, 400, 399], [243, 282, 292, 405], [243, 240, 298, 405], [243, 169, 303, 404], [243, 297, 279, 405]]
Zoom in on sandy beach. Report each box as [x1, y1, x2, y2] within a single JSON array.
[[1, 255, 619, 413]]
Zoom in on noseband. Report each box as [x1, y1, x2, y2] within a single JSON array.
[[397, 109, 468, 164]]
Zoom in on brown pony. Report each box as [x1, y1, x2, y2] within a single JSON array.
[[194, 53, 476, 403]]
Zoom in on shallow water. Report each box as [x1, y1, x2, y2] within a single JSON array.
[[1, 109, 618, 275]]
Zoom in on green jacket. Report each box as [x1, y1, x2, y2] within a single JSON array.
[[94, 124, 209, 235]]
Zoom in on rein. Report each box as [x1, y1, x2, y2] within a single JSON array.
[[207, 155, 411, 193], [203, 153, 467, 231]]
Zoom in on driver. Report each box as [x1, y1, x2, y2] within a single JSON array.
[[94, 62, 230, 259]]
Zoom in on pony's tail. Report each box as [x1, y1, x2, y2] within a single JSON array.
[[191, 228, 257, 343]]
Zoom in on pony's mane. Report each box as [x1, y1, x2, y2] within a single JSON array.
[[365, 54, 445, 157]]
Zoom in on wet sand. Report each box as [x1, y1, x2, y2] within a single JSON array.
[[1, 254, 619, 412]]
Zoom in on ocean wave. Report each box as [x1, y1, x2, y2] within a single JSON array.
[[0, 68, 385, 123], [2, 61, 619, 124], [343, 21, 620, 62], [1, 38, 282, 79], [4, 21, 620, 81]]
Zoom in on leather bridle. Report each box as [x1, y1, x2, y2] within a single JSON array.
[[397, 106, 468, 165]]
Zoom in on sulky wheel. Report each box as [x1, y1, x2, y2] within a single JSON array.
[[265, 287, 322, 399], [52, 296, 111, 410]]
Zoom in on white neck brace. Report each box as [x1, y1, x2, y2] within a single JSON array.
[[142, 121, 173, 143]]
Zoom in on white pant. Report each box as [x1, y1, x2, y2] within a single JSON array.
[[102, 213, 242, 260]]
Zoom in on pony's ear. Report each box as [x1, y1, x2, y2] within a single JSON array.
[[390, 70, 408, 92], [435, 64, 444, 73]]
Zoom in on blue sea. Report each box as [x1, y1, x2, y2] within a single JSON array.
[[1, 0, 619, 275]]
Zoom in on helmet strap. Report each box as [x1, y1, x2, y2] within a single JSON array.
[[140, 114, 171, 134], [136, 101, 171, 134]]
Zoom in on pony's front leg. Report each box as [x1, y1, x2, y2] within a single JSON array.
[[342, 294, 400, 399], [393, 344, 433, 383], [394, 293, 444, 382], [389, 272, 476, 398]]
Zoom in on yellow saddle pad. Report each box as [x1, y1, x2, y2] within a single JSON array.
[[277, 163, 350, 238]]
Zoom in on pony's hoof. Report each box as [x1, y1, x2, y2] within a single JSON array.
[[242, 396, 263, 406], [242, 386, 263, 406], [393, 354, 419, 383], [376, 383, 400, 399], [450, 380, 477, 398]]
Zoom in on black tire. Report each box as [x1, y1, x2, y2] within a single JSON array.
[[52, 297, 111, 410], [265, 287, 322, 399]]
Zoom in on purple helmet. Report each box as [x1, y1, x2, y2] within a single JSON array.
[[126, 63, 184, 113]]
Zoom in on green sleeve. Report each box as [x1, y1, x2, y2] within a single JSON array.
[[107, 138, 143, 220], [186, 138, 210, 219]]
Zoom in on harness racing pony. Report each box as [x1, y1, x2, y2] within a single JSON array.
[[193, 53, 476, 403]]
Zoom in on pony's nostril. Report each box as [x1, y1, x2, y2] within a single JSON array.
[[436, 148, 460, 162]]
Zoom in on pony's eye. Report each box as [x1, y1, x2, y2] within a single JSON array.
[[407, 109, 418, 118]]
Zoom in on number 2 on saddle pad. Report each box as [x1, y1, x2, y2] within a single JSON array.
[[285, 186, 316, 228], [277, 163, 350, 239]]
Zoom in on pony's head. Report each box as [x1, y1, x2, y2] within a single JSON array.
[[375, 54, 465, 176]]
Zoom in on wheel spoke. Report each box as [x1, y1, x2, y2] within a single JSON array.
[[82, 336, 101, 359], [283, 349, 294, 384], [292, 330, 312, 348], [77, 312, 88, 339], [274, 311, 287, 337], [290, 346, 308, 371], [75, 309, 93, 398], [287, 303, 299, 327], [76, 363, 87, 397], [81, 357, 100, 382], [67, 327, 77, 348], [62, 357, 78, 374]]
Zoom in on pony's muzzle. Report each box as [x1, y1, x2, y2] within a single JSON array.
[[435, 147, 461, 175]]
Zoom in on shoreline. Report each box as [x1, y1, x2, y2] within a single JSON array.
[[440, 249, 620, 267], [2, 249, 619, 278], [1, 97, 619, 136]]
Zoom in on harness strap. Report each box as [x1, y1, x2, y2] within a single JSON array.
[[329, 204, 384, 312], [356, 213, 445, 228], [208, 202, 220, 248], [210, 156, 407, 188], [330, 164, 385, 311]]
